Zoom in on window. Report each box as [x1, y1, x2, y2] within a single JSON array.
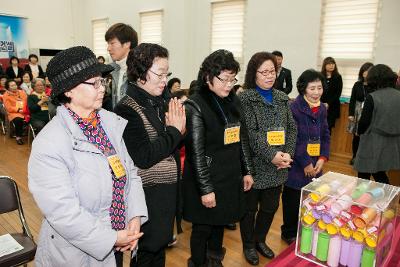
[[92, 18, 109, 59], [319, 0, 380, 99], [140, 10, 163, 44], [211, 0, 245, 81]]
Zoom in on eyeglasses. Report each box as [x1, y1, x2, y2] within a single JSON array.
[[149, 69, 172, 80], [216, 76, 238, 87], [257, 69, 276, 77], [82, 78, 107, 89]]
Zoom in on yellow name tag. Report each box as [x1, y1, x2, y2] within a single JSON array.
[[224, 126, 240, 145], [267, 131, 285, 146], [307, 143, 321, 157], [107, 155, 126, 179], [41, 104, 49, 111], [16, 101, 23, 109]]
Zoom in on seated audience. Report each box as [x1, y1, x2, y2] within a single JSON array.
[[97, 56, 106, 64], [24, 54, 45, 78], [6, 56, 24, 84], [167, 77, 181, 93], [27, 78, 50, 133], [0, 74, 7, 93], [44, 75, 52, 96], [2, 79, 27, 144], [20, 71, 33, 95]]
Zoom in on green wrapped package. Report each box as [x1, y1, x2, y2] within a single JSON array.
[[351, 182, 369, 199], [316, 232, 330, 262], [361, 247, 376, 267], [300, 224, 313, 254]]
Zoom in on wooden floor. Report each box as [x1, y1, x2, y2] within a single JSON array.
[[0, 133, 373, 267]]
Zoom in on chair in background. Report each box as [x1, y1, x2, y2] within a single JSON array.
[[27, 124, 37, 145], [0, 104, 7, 135], [0, 176, 37, 267]]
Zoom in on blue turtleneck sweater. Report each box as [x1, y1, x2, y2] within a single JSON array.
[[256, 86, 273, 104]]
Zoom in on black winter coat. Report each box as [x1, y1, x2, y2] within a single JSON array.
[[182, 89, 253, 225], [114, 83, 183, 252], [24, 64, 45, 78], [321, 74, 343, 128]]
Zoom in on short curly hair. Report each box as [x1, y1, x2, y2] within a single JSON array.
[[196, 49, 240, 92], [366, 64, 397, 90], [243, 52, 277, 89], [126, 43, 169, 83], [296, 69, 325, 95]]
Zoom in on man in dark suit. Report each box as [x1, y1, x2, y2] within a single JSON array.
[[272, 51, 292, 95]]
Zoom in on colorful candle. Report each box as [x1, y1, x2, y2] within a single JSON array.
[[356, 192, 373, 206], [327, 224, 341, 267], [314, 220, 327, 258], [337, 178, 357, 195], [331, 195, 352, 215], [300, 214, 316, 254], [316, 232, 330, 262], [310, 180, 341, 202], [347, 231, 364, 267], [368, 187, 384, 199], [339, 226, 353, 266], [351, 182, 369, 199], [361, 246, 376, 267], [312, 227, 319, 257], [353, 208, 377, 229], [322, 211, 334, 224]]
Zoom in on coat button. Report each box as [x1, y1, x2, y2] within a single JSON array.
[[51, 235, 54, 239], [74, 142, 77, 145]]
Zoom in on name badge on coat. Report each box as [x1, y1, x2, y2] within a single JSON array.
[[307, 140, 321, 157], [107, 155, 126, 179], [224, 124, 240, 145], [267, 127, 285, 146]]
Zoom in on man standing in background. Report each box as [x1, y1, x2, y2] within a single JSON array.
[[272, 50, 292, 95], [105, 23, 138, 109]]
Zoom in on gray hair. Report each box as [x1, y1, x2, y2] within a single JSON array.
[[32, 78, 46, 89]]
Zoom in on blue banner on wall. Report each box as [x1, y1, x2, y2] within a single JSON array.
[[0, 14, 29, 59]]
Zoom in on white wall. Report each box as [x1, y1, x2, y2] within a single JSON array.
[[74, 0, 324, 91], [374, 0, 400, 72], [1, 0, 398, 89], [0, 0, 76, 50]]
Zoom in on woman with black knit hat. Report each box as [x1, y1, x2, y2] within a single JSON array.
[[28, 46, 148, 267]]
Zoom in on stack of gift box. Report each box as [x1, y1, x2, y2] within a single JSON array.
[[295, 172, 400, 267]]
